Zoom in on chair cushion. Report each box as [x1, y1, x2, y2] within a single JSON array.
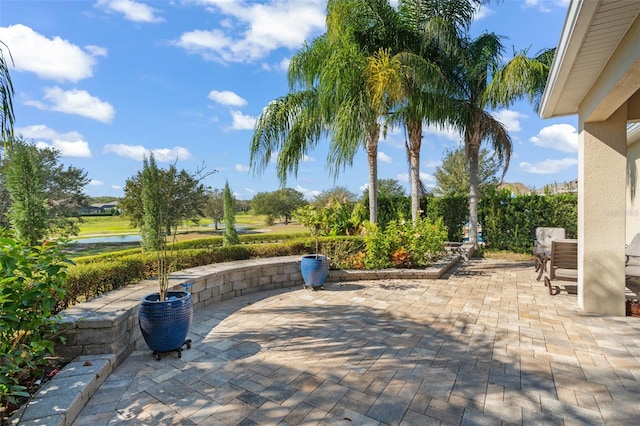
[[554, 268, 578, 281], [535, 227, 566, 251]]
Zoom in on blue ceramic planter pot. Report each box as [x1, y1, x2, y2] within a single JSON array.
[[139, 291, 193, 354], [300, 254, 329, 288]]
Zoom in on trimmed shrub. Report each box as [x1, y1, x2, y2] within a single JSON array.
[[479, 189, 577, 253], [363, 217, 447, 269]]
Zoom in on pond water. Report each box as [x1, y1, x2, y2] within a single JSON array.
[[72, 235, 141, 244]]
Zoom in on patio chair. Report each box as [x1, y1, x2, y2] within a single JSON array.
[[626, 233, 640, 280], [543, 239, 578, 295], [533, 227, 566, 281]]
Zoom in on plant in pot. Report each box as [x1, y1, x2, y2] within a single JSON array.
[[126, 154, 211, 360], [293, 204, 329, 290]]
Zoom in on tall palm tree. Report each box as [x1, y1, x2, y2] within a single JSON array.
[[366, 0, 481, 222], [448, 34, 554, 247], [250, 0, 401, 224], [1, 41, 15, 148]]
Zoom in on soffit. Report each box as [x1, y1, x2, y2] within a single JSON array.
[[540, 0, 640, 119]]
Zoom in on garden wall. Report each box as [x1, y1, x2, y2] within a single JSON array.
[[54, 251, 464, 366]]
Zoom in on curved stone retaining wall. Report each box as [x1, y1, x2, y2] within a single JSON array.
[[55, 253, 463, 366], [13, 251, 465, 425]]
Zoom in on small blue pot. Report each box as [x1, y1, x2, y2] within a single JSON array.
[[300, 254, 329, 288], [138, 291, 193, 353]]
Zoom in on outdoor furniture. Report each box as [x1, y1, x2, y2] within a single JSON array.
[[543, 239, 578, 295], [626, 233, 640, 280], [533, 227, 566, 281]]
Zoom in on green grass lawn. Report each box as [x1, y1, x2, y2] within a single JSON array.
[[76, 216, 137, 237], [69, 214, 308, 257]]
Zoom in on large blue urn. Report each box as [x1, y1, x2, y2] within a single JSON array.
[[300, 254, 329, 289], [138, 290, 193, 357]]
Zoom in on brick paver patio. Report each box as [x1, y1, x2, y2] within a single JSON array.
[[72, 259, 640, 425]]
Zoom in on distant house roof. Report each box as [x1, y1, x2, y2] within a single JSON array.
[[91, 201, 119, 208]]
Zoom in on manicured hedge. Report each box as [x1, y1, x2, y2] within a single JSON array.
[[61, 237, 339, 311], [372, 191, 577, 253], [479, 190, 577, 253]]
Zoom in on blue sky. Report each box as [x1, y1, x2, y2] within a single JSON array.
[[0, 0, 577, 200]]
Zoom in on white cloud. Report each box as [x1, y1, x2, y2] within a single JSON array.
[[235, 164, 250, 172], [378, 152, 392, 164], [0, 24, 103, 82], [244, 188, 256, 195], [530, 123, 577, 153], [492, 109, 527, 132], [112, 185, 122, 190], [424, 159, 442, 169], [103, 144, 192, 161], [85, 45, 108, 57], [423, 123, 462, 142], [96, 0, 163, 23], [17, 124, 92, 157], [208, 90, 247, 106], [261, 57, 290, 73], [28, 87, 115, 123], [230, 110, 256, 130], [176, 0, 325, 63], [474, 5, 493, 20], [295, 184, 321, 200], [396, 172, 435, 183], [89, 180, 104, 186], [519, 157, 578, 174]]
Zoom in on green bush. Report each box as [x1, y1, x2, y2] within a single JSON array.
[[0, 237, 69, 407], [363, 217, 447, 269], [479, 189, 577, 252], [423, 194, 469, 242]]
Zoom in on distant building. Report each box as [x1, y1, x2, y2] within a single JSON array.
[[84, 201, 120, 214], [497, 182, 533, 195], [535, 179, 578, 195]]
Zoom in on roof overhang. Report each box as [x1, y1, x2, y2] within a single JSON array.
[[539, 0, 640, 124]]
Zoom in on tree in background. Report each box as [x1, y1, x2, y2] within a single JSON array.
[[433, 146, 501, 197], [312, 186, 357, 208], [223, 181, 239, 246], [250, 188, 306, 225], [360, 178, 406, 202], [1, 138, 89, 243], [204, 188, 224, 230], [4, 142, 47, 245], [122, 154, 212, 251], [1, 41, 15, 146]]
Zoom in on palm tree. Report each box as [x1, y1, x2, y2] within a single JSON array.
[[250, 0, 401, 224], [447, 33, 554, 247], [1, 41, 15, 148], [367, 0, 481, 222]]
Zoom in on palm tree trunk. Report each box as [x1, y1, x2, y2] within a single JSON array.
[[366, 124, 380, 224], [407, 119, 422, 223], [468, 143, 480, 249]]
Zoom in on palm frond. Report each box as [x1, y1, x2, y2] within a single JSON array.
[[0, 41, 15, 147], [485, 47, 555, 110]]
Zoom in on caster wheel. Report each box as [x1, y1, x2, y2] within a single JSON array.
[[186, 343, 191, 349]]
